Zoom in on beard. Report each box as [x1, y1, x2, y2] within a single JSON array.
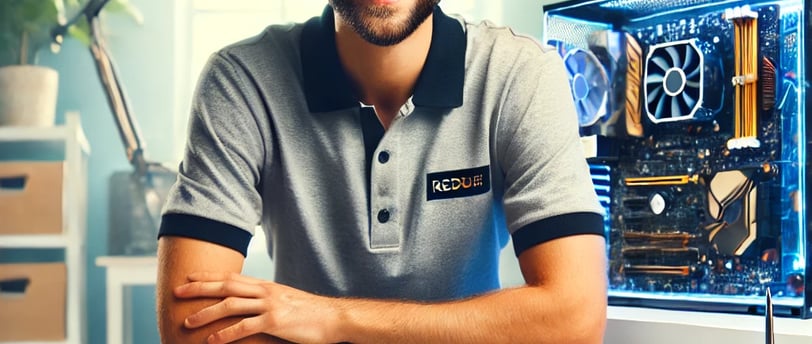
[[329, 0, 440, 46]]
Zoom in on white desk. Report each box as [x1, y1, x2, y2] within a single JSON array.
[[96, 256, 158, 344], [606, 306, 812, 344]]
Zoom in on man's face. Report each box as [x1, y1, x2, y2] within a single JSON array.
[[328, 0, 440, 46]]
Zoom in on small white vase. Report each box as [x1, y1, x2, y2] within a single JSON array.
[[0, 65, 59, 127]]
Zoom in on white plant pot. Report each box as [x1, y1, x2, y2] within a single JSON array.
[[0, 65, 59, 127]]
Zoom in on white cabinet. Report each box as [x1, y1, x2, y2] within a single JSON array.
[[0, 112, 89, 344]]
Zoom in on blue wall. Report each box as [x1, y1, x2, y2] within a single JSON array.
[[39, 0, 175, 343]]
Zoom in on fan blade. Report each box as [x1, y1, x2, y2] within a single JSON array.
[[683, 46, 694, 70], [585, 96, 599, 120], [647, 86, 662, 105], [671, 96, 682, 118], [584, 60, 597, 80], [577, 54, 586, 74], [652, 56, 670, 73], [685, 85, 701, 103], [647, 73, 664, 85], [685, 79, 700, 88], [667, 46, 682, 70], [588, 86, 605, 105], [656, 93, 668, 119], [566, 55, 580, 74], [682, 92, 698, 109], [578, 101, 590, 124], [686, 65, 700, 79]]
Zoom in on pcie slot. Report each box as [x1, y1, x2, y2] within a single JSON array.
[[623, 265, 691, 276], [625, 174, 699, 186], [621, 246, 700, 256], [623, 231, 696, 247], [623, 231, 696, 240], [622, 247, 700, 266]]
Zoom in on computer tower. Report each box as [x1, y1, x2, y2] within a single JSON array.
[[542, 0, 811, 317]]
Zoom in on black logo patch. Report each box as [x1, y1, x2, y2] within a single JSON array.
[[427, 165, 491, 201]]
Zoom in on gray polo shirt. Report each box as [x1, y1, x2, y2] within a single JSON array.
[[160, 5, 604, 301]]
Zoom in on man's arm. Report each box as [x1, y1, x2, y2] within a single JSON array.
[[334, 234, 607, 343], [156, 236, 288, 343], [177, 233, 607, 344]]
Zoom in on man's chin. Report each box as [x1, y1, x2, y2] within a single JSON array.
[[358, 31, 411, 46]]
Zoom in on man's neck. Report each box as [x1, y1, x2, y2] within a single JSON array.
[[334, 15, 433, 129]]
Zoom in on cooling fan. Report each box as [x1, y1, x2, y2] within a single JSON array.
[[644, 40, 704, 123], [563, 48, 609, 127]]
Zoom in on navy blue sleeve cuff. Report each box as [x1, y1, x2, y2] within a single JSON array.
[[158, 214, 253, 257], [511, 212, 605, 257]]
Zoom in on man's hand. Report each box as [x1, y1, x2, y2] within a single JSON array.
[[176, 272, 339, 344], [157, 236, 296, 344]]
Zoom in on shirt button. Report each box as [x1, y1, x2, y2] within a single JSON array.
[[378, 151, 390, 164], [377, 209, 390, 223]]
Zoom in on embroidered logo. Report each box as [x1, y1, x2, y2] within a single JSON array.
[[426, 165, 491, 201]]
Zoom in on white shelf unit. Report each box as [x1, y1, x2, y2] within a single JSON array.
[[0, 112, 90, 344]]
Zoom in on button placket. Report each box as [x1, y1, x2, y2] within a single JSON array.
[[369, 127, 400, 250]]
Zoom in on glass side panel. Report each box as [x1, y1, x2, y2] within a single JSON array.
[[544, 0, 808, 316]]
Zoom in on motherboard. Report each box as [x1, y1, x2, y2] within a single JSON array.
[[544, 0, 808, 315]]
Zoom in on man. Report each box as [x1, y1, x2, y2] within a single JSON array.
[[157, 0, 607, 343]]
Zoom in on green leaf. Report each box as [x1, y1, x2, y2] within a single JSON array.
[[102, 0, 144, 24], [0, 0, 143, 65], [11, 0, 60, 64], [67, 25, 90, 46]]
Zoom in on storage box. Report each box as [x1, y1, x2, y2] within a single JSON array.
[[0, 263, 66, 341], [0, 161, 63, 234]]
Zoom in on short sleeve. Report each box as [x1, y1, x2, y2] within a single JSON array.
[[159, 52, 270, 256], [496, 41, 605, 256]]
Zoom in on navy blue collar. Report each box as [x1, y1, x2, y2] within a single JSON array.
[[300, 5, 466, 113]]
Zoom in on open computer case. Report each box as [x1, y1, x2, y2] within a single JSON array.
[[542, 0, 811, 317]]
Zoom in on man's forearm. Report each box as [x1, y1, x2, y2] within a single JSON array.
[[157, 236, 289, 344], [169, 235, 608, 344], [157, 296, 282, 344], [331, 284, 606, 344], [169, 280, 606, 344], [332, 235, 609, 344]]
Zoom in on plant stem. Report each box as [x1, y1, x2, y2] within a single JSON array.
[[20, 31, 28, 65]]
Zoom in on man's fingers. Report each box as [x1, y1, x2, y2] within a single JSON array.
[[206, 316, 271, 344], [184, 297, 267, 328], [174, 279, 267, 298], [187, 271, 262, 284]]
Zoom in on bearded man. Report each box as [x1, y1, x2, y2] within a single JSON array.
[[157, 1, 607, 343]]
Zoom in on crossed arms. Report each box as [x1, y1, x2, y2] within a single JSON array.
[[156, 233, 607, 344]]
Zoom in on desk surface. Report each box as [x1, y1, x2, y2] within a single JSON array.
[[608, 306, 812, 336], [96, 256, 812, 342]]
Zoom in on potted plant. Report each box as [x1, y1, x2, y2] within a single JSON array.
[[0, 0, 141, 127]]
